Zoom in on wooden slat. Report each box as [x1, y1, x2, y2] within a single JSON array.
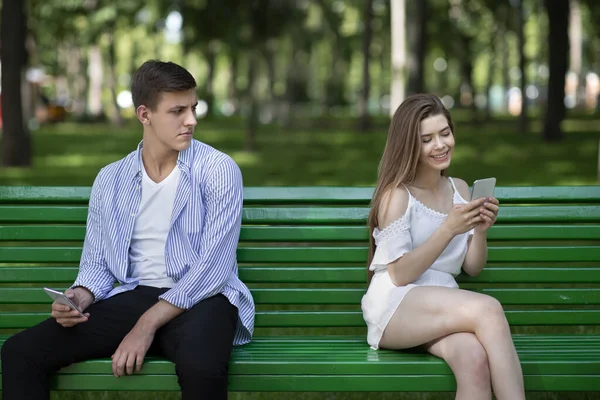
[[245, 186, 600, 204], [236, 246, 600, 263], [0, 206, 88, 223], [0, 187, 92, 204], [3, 224, 600, 242], [2, 287, 600, 305], [3, 266, 600, 284], [2, 205, 600, 224], [4, 374, 589, 392], [0, 267, 77, 283], [0, 336, 599, 392], [2, 335, 600, 374], [2, 310, 600, 329], [0, 374, 590, 392], [2, 246, 597, 263], [0, 226, 86, 241], [2, 186, 599, 204], [239, 225, 599, 241]]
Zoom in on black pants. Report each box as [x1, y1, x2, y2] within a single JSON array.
[[1, 286, 238, 400]]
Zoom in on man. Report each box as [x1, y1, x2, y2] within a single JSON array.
[[1, 60, 255, 399]]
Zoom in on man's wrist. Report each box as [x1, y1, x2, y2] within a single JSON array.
[[72, 286, 95, 307]]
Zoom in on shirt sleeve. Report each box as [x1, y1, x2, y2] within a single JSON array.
[[71, 170, 116, 302], [370, 214, 412, 272], [159, 157, 243, 310]]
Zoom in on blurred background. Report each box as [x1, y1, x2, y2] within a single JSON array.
[[1, 1, 600, 400], [0, 0, 599, 188]]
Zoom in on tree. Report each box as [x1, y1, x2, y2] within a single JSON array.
[[390, 0, 406, 116], [359, 0, 373, 132], [407, 0, 428, 95], [1, 0, 31, 167], [514, 0, 529, 134], [542, 0, 569, 142]]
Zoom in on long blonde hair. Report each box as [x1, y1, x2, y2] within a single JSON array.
[[367, 94, 454, 283]]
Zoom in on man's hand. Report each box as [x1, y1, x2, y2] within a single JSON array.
[[51, 287, 94, 327], [111, 324, 155, 377], [111, 299, 185, 377]]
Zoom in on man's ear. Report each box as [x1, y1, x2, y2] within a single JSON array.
[[136, 105, 151, 125]]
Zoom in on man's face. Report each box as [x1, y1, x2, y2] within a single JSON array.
[[144, 89, 198, 152]]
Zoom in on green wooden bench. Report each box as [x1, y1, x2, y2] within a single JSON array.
[[1, 185, 600, 393]]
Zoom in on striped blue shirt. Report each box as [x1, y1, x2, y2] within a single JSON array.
[[72, 139, 255, 345]]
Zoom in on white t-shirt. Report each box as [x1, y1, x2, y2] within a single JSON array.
[[128, 165, 181, 288]]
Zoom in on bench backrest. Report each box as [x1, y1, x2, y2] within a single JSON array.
[[1, 186, 599, 337]]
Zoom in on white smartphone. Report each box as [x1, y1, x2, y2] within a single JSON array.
[[471, 177, 497, 201], [43, 287, 85, 317]]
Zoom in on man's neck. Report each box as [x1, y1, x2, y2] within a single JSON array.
[[141, 136, 179, 183]]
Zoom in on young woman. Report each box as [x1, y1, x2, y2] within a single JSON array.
[[361, 94, 525, 399]]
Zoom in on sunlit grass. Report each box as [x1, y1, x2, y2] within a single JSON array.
[[1, 116, 597, 187]]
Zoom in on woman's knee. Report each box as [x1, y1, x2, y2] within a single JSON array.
[[471, 295, 509, 332], [445, 335, 490, 386]]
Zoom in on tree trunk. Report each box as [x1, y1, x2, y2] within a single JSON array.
[[390, 0, 406, 116], [500, 29, 510, 112], [407, 0, 427, 94], [1, 0, 31, 167], [517, 0, 529, 134], [245, 52, 258, 152], [359, 0, 373, 132], [568, 0, 582, 105], [203, 46, 216, 118], [87, 45, 104, 117], [67, 45, 86, 116], [542, 0, 569, 142], [484, 36, 498, 121], [107, 32, 124, 127]]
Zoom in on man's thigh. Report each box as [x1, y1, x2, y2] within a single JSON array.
[[156, 294, 239, 368], [8, 287, 162, 369]]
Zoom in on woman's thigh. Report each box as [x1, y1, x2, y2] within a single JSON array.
[[379, 285, 507, 350]]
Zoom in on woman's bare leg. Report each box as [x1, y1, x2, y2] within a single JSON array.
[[379, 286, 524, 400], [425, 333, 492, 400]]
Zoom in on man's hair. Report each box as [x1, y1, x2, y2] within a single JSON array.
[[131, 60, 197, 110]]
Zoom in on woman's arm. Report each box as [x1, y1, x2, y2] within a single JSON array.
[[381, 187, 482, 286]]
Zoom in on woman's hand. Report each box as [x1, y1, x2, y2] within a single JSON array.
[[443, 197, 487, 236], [474, 197, 499, 233]]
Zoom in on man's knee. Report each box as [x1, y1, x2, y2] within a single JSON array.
[[176, 355, 229, 382], [1, 332, 32, 369]]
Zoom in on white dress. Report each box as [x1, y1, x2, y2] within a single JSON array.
[[361, 177, 474, 350]]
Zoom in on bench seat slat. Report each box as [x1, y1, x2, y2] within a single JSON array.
[[2, 225, 600, 242], [3, 287, 600, 305], [2, 186, 599, 204], [24, 374, 600, 392], [1, 333, 600, 391], [1, 246, 598, 263], [2, 266, 600, 284], [2, 310, 600, 328], [1, 205, 599, 224]]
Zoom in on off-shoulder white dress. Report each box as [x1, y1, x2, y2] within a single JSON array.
[[361, 177, 474, 350]]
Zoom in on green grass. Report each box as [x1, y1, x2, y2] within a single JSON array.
[[0, 116, 598, 186], [2, 117, 600, 398]]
